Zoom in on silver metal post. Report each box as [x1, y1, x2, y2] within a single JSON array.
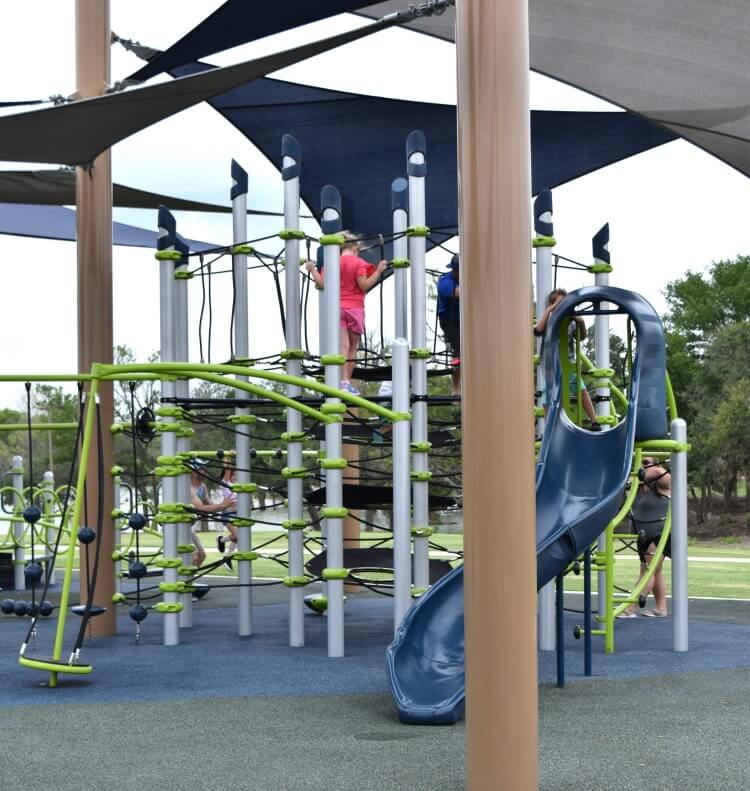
[[593, 224, 611, 619], [671, 418, 688, 651], [232, 159, 253, 637], [112, 469, 121, 594], [407, 131, 430, 592], [11, 456, 25, 591], [533, 190, 555, 651], [157, 207, 180, 646], [42, 470, 56, 587], [392, 178, 409, 340], [281, 137, 306, 647], [321, 185, 345, 657], [392, 338, 412, 628], [174, 237, 193, 628]]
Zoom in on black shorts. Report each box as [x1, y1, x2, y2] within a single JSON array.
[[636, 522, 671, 562], [438, 314, 460, 358]]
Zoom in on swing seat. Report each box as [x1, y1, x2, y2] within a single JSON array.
[[18, 656, 93, 674]]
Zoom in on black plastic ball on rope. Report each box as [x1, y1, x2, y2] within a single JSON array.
[[39, 601, 54, 617], [14, 600, 28, 617], [24, 562, 43, 585], [128, 513, 146, 531], [23, 505, 42, 525], [27, 602, 39, 618], [129, 604, 148, 623], [128, 561, 148, 580], [77, 526, 96, 545], [1, 598, 15, 615]]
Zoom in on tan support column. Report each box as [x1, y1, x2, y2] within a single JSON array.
[[76, 0, 116, 635], [456, 1, 538, 789]]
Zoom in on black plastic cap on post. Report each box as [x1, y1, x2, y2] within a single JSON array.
[[281, 134, 302, 181], [593, 223, 610, 264], [320, 185, 342, 234], [157, 205, 176, 251], [534, 190, 553, 237], [406, 130, 426, 177], [391, 177, 408, 212], [231, 159, 248, 200]]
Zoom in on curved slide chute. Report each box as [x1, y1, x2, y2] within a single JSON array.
[[387, 286, 666, 724]]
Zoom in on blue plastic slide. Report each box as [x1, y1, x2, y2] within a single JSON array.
[[386, 287, 667, 724]]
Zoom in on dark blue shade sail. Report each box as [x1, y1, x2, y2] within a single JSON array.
[[0, 203, 217, 251], [172, 65, 675, 236]]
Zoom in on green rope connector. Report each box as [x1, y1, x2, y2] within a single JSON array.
[[279, 229, 306, 240], [179, 565, 198, 576], [176, 427, 194, 438], [153, 466, 185, 478], [156, 406, 184, 418], [319, 232, 346, 246], [595, 414, 618, 426], [280, 349, 307, 360], [322, 567, 350, 581], [159, 502, 190, 514], [232, 551, 258, 562], [410, 441, 432, 453], [174, 269, 194, 280], [321, 403, 347, 415], [156, 455, 182, 465], [157, 422, 182, 433], [281, 467, 310, 479], [406, 225, 430, 237], [177, 543, 196, 554], [409, 347, 431, 359], [281, 431, 307, 442], [230, 518, 255, 528], [153, 602, 184, 614], [391, 412, 411, 422], [159, 581, 187, 594], [585, 367, 615, 379], [320, 354, 346, 365], [154, 250, 183, 261], [110, 423, 125, 434], [410, 470, 432, 482], [532, 235, 557, 248], [112, 593, 126, 604], [110, 465, 124, 476], [319, 457, 347, 469], [231, 244, 255, 254], [390, 258, 410, 269], [111, 509, 126, 519], [112, 552, 124, 562], [411, 587, 428, 597], [231, 483, 257, 494], [283, 576, 310, 587], [588, 263, 613, 274], [411, 526, 434, 538], [282, 519, 308, 531], [321, 506, 348, 519], [533, 354, 540, 365], [533, 407, 545, 418], [228, 415, 256, 425], [155, 558, 183, 569], [153, 513, 187, 525]]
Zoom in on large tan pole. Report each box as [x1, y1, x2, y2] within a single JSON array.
[[456, 1, 539, 789], [76, 0, 116, 635]]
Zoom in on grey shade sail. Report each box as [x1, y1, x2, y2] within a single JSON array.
[[171, 67, 674, 236], [0, 169, 289, 216], [0, 16, 395, 166], [0, 203, 217, 251], [129, 0, 750, 177]]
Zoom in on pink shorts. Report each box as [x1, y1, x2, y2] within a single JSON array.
[[340, 307, 365, 335]]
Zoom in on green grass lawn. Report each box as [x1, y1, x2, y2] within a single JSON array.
[[12, 528, 750, 600]]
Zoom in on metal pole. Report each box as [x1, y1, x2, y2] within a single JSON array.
[[406, 131, 430, 592], [75, 0, 116, 636], [157, 207, 180, 646], [391, 178, 409, 341], [392, 338, 411, 628], [555, 573, 565, 688], [112, 468, 121, 595], [281, 138, 305, 646], [671, 418, 688, 651], [456, 1, 539, 787], [534, 190, 555, 652], [11, 456, 25, 591], [232, 159, 253, 637], [321, 186, 345, 657], [174, 237, 193, 628], [593, 224, 611, 619], [584, 547, 592, 676]]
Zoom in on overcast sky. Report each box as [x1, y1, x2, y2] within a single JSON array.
[[1, 1, 748, 410]]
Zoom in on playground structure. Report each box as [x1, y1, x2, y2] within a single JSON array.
[[1, 129, 687, 707]]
